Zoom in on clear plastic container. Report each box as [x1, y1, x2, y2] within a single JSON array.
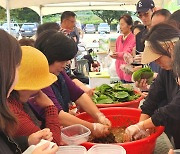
[[57, 146, 87, 154], [61, 124, 91, 145], [87, 144, 126, 154]]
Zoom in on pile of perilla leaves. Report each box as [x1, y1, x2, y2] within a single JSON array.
[[92, 83, 141, 104]]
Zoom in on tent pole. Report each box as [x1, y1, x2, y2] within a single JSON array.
[[6, 0, 11, 33], [40, 5, 43, 24]]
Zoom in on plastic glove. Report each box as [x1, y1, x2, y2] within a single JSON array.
[[120, 64, 133, 75], [133, 54, 142, 64], [123, 52, 133, 64], [92, 123, 110, 138], [133, 130, 150, 140], [125, 121, 149, 141], [96, 112, 111, 127]]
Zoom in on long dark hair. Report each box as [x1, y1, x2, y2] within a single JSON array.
[[173, 41, 180, 77], [168, 9, 180, 30], [145, 23, 180, 57], [0, 30, 22, 136]]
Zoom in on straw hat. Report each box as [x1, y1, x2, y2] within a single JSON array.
[[141, 41, 162, 64], [14, 46, 57, 90]]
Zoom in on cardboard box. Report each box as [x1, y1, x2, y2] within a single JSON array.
[[89, 72, 110, 88]]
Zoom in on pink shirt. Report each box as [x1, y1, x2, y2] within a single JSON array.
[[115, 32, 135, 81]]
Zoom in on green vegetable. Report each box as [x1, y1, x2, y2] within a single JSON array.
[[113, 91, 129, 99], [97, 84, 113, 93], [92, 83, 140, 104], [132, 67, 154, 84], [96, 94, 113, 104]]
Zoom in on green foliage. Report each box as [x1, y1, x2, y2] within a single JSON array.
[[0, 6, 6, 22], [92, 83, 140, 104], [0, 7, 40, 24], [92, 10, 133, 25], [132, 67, 154, 84], [43, 14, 60, 23], [10, 8, 40, 23]]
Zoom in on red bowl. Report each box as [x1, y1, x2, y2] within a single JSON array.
[[76, 107, 164, 154]]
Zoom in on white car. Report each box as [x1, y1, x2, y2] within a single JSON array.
[[98, 23, 110, 34], [1, 23, 20, 38]]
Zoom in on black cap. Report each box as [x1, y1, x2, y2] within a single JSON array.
[[136, 0, 155, 13]]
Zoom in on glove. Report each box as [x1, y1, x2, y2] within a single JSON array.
[[96, 112, 111, 127], [92, 123, 110, 138], [120, 64, 133, 75], [125, 121, 149, 141], [123, 52, 133, 64]]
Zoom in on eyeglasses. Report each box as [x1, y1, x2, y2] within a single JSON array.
[[137, 11, 150, 19]]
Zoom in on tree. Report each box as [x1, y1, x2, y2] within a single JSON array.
[[0, 6, 6, 21], [10, 8, 40, 23], [92, 10, 132, 25]]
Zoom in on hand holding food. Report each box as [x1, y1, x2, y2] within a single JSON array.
[[96, 112, 111, 127], [92, 123, 110, 138], [132, 67, 154, 85], [125, 121, 149, 141], [110, 52, 118, 59], [28, 128, 53, 145]]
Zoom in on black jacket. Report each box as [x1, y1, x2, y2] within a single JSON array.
[[135, 28, 148, 53], [141, 69, 180, 126], [0, 132, 29, 154], [0, 132, 21, 154]]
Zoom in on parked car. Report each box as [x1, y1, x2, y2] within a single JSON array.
[[1, 23, 20, 38], [84, 24, 96, 34], [98, 23, 110, 34], [20, 23, 39, 37]]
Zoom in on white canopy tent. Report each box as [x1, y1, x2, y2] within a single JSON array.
[[0, 0, 174, 31]]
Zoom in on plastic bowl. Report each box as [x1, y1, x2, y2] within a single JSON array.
[[88, 144, 126, 154], [76, 107, 164, 154], [61, 124, 91, 145], [95, 91, 144, 109]]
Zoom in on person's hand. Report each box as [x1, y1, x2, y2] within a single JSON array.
[[96, 112, 111, 127], [133, 54, 142, 64], [141, 92, 149, 98], [125, 121, 149, 141], [92, 123, 110, 138], [132, 66, 142, 72], [110, 52, 118, 59], [168, 149, 174, 154], [32, 142, 58, 154], [84, 87, 94, 97], [123, 52, 133, 64], [120, 64, 133, 75], [33, 91, 54, 108], [28, 128, 53, 146], [135, 79, 150, 91]]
